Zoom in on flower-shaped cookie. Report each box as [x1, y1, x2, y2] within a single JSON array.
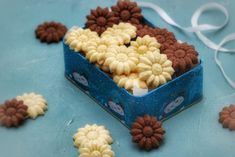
[[86, 7, 119, 35], [104, 46, 139, 75], [65, 27, 99, 53], [0, 99, 28, 127], [153, 28, 177, 52], [16, 93, 47, 119], [95, 63, 110, 73], [162, 42, 199, 76], [111, 0, 143, 24], [136, 24, 156, 38], [73, 124, 113, 148], [219, 104, 235, 130], [113, 73, 147, 91], [86, 38, 118, 65], [112, 23, 137, 39], [137, 51, 174, 87], [130, 114, 165, 151], [101, 31, 125, 45], [79, 143, 115, 157], [130, 35, 161, 55], [35, 21, 67, 43], [102, 28, 130, 45], [101, 23, 136, 45]]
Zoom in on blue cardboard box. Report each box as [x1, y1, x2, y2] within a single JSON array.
[[63, 41, 203, 128]]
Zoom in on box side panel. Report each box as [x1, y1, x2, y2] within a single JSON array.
[[124, 63, 203, 126], [63, 43, 134, 124]]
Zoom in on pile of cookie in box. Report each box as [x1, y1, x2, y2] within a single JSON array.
[[64, 2, 199, 95]]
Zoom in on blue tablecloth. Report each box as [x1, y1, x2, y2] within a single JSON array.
[[0, 0, 234, 157]]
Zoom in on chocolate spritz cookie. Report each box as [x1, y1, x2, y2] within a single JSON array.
[[219, 104, 235, 130], [153, 28, 177, 52], [136, 24, 156, 38], [35, 21, 67, 43], [0, 99, 28, 128], [162, 42, 199, 76], [130, 114, 165, 151], [111, 0, 143, 25], [86, 7, 119, 35]]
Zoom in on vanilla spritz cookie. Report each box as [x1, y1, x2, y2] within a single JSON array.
[[113, 73, 147, 91], [104, 46, 139, 75], [16, 93, 47, 119], [101, 23, 136, 45], [101, 28, 127, 45], [73, 124, 113, 148], [112, 22, 137, 39], [86, 38, 118, 65], [95, 63, 110, 72], [65, 27, 99, 52], [137, 51, 174, 87], [79, 143, 115, 157], [130, 35, 161, 55]]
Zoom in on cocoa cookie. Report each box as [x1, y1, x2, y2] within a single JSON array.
[[219, 104, 235, 130], [130, 114, 165, 151], [86, 7, 119, 35], [111, 0, 143, 25], [162, 42, 199, 76], [35, 21, 67, 43], [136, 24, 156, 38], [0, 99, 28, 128], [153, 28, 177, 52]]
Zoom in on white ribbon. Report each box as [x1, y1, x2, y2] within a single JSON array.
[[215, 33, 235, 88], [138, 1, 235, 89]]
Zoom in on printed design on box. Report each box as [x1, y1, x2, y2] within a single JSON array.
[[106, 100, 125, 119], [159, 96, 185, 120], [164, 96, 184, 114], [72, 72, 89, 87], [70, 72, 90, 93]]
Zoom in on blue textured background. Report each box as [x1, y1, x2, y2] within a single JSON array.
[[0, 0, 234, 157]]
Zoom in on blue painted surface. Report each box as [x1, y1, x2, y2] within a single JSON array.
[[0, 0, 234, 157]]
